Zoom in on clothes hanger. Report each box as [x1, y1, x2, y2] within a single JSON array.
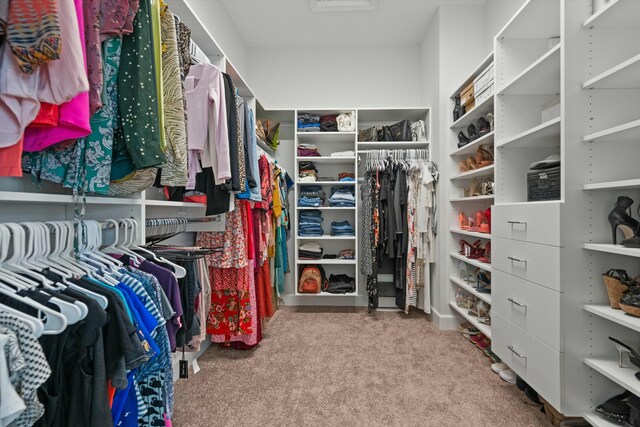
[[0, 281, 67, 334], [0, 302, 44, 338], [2, 223, 54, 289], [134, 219, 187, 278], [0, 224, 38, 291], [82, 221, 122, 286]]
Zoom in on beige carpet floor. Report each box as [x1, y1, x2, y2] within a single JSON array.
[[172, 307, 551, 427]]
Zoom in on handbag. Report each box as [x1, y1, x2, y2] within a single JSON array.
[[411, 120, 427, 141], [257, 119, 281, 150], [337, 112, 355, 132], [377, 126, 394, 142], [358, 127, 377, 142], [388, 119, 412, 141], [298, 265, 327, 293]]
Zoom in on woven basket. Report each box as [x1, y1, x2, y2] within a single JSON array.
[[620, 303, 640, 317], [603, 270, 630, 309]]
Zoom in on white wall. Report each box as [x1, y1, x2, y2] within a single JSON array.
[[483, 0, 528, 52], [247, 45, 423, 109]]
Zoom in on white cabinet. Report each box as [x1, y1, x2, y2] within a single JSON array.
[[492, 202, 563, 246], [493, 237, 562, 291]]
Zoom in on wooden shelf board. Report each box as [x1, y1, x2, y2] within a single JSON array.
[[583, 412, 620, 427], [448, 301, 492, 338], [585, 304, 640, 333], [497, 117, 561, 148], [496, 0, 560, 40], [449, 228, 492, 239], [585, 358, 640, 396], [145, 200, 204, 208], [449, 252, 492, 272], [450, 165, 495, 181], [583, 53, 640, 90], [450, 276, 492, 304], [584, 243, 640, 258], [450, 132, 495, 157], [584, 119, 640, 143], [297, 236, 356, 240], [0, 191, 142, 205], [498, 44, 561, 96]]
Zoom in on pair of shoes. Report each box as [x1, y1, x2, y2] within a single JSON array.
[[458, 208, 491, 233], [476, 271, 491, 294], [457, 321, 473, 333], [596, 391, 633, 425], [483, 347, 501, 363], [459, 240, 491, 263], [456, 118, 491, 147], [458, 147, 493, 173], [608, 195, 640, 246], [492, 362, 517, 383], [459, 177, 494, 198]]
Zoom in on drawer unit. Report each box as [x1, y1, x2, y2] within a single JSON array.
[[492, 312, 563, 410], [493, 237, 562, 291], [492, 202, 563, 247], [492, 269, 562, 351]]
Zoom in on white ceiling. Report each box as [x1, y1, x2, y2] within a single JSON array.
[[217, 0, 485, 48]]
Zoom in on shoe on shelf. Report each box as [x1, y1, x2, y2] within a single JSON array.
[[470, 333, 486, 344], [499, 368, 517, 384], [608, 195, 640, 245], [457, 322, 473, 334], [476, 336, 491, 350], [476, 117, 491, 137], [475, 144, 494, 167], [458, 131, 470, 148], [462, 326, 480, 338], [476, 210, 490, 234], [491, 362, 509, 374], [467, 123, 479, 142], [595, 391, 632, 425]]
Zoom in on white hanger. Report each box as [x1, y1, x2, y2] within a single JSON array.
[[78, 221, 120, 286], [0, 302, 44, 338], [132, 220, 187, 278], [0, 224, 43, 290], [0, 282, 67, 334]]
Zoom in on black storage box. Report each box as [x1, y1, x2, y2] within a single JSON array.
[[527, 166, 560, 202]]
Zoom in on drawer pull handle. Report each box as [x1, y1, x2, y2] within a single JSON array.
[[507, 221, 527, 225], [507, 256, 527, 264], [508, 345, 527, 359], [507, 298, 527, 309]]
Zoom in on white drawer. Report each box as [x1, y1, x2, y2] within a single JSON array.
[[492, 312, 563, 411], [493, 237, 562, 291], [492, 202, 563, 247], [492, 269, 562, 351]]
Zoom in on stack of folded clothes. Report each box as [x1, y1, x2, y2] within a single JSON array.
[[331, 220, 355, 236], [298, 185, 326, 207], [331, 150, 354, 157], [297, 143, 321, 157], [325, 274, 356, 294], [338, 172, 355, 182], [298, 112, 320, 132], [299, 210, 323, 236], [299, 161, 318, 182], [328, 186, 355, 207], [337, 249, 354, 260], [316, 176, 335, 182], [319, 114, 338, 132], [299, 242, 323, 260]]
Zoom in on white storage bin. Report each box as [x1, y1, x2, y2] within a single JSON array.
[[473, 62, 495, 95]]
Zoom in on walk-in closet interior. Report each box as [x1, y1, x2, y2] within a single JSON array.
[[0, 0, 638, 425]]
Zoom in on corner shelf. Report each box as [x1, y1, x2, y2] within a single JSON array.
[[583, 119, 640, 143], [582, 53, 640, 90], [451, 276, 492, 304], [449, 252, 492, 272], [498, 44, 561, 96], [450, 165, 495, 181], [450, 132, 495, 157], [585, 358, 640, 396], [584, 304, 640, 333], [448, 301, 492, 338], [584, 243, 640, 258], [497, 117, 561, 149]]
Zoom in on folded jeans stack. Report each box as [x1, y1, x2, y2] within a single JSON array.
[[298, 112, 320, 132], [331, 220, 355, 236], [329, 186, 355, 207], [299, 161, 318, 182], [299, 210, 324, 236], [298, 184, 326, 207], [338, 172, 355, 182], [325, 274, 356, 294], [299, 242, 323, 260], [298, 143, 321, 157]]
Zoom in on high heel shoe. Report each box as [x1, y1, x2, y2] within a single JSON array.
[[475, 145, 494, 167], [458, 131, 469, 148], [476, 210, 490, 234], [610, 337, 640, 368], [466, 156, 478, 171], [476, 117, 491, 137], [608, 195, 639, 245], [467, 123, 478, 142]]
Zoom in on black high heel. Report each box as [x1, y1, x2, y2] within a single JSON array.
[[457, 131, 469, 148], [467, 123, 478, 142], [476, 117, 491, 137], [608, 196, 639, 245]]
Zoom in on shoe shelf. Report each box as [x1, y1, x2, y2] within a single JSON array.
[[449, 252, 492, 272], [582, 52, 640, 90], [584, 304, 640, 334], [584, 243, 640, 258], [450, 195, 494, 203], [296, 156, 356, 164], [449, 96, 495, 130], [297, 207, 356, 210], [496, 116, 561, 149], [448, 301, 492, 338], [585, 358, 640, 397], [450, 165, 495, 181], [296, 259, 357, 265], [449, 228, 491, 240], [451, 276, 492, 304], [583, 412, 620, 427], [450, 132, 495, 157], [583, 178, 640, 191], [583, 119, 640, 144], [497, 44, 561, 96], [583, 0, 640, 29]]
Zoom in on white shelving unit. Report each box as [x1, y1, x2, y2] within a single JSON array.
[[448, 301, 492, 338]]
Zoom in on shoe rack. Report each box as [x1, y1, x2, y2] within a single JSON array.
[[447, 52, 495, 341]]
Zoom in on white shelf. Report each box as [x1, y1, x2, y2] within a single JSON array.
[[450, 165, 495, 181], [584, 0, 640, 29], [583, 179, 640, 191], [584, 243, 640, 258], [583, 412, 621, 427], [295, 292, 357, 297], [497, 0, 560, 40], [297, 181, 355, 186], [585, 358, 640, 396], [297, 132, 356, 144], [498, 44, 561, 96], [450, 195, 494, 203], [451, 276, 492, 304], [296, 259, 356, 265], [448, 301, 492, 338], [450, 96, 495, 130], [145, 200, 204, 208], [297, 207, 356, 210], [449, 228, 491, 239], [583, 53, 640, 90], [450, 51, 494, 98], [357, 141, 430, 150], [585, 304, 640, 333], [450, 132, 495, 157], [449, 252, 492, 272], [497, 117, 561, 148], [583, 119, 640, 143], [0, 191, 141, 205], [297, 235, 356, 240], [256, 137, 274, 153], [296, 156, 356, 164]]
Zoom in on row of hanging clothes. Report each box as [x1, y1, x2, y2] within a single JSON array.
[[0, 218, 218, 427], [359, 149, 439, 313]]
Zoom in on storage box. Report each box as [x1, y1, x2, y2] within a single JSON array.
[[541, 96, 561, 123], [460, 82, 474, 107], [527, 166, 561, 201], [473, 62, 495, 95], [475, 83, 494, 106], [464, 98, 475, 112]]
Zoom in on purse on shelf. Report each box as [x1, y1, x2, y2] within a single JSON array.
[[257, 119, 281, 150], [377, 126, 394, 142], [358, 127, 378, 142], [411, 120, 427, 142], [337, 111, 355, 132], [388, 119, 412, 141], [298, 265, 327, 294]]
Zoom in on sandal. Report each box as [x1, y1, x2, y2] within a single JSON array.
[[475, 145, 494, 167], [466, 156, 478, 171], [469, 178, 482, 197], [458, 160, 469, 173], [476, 271, 491, 293], [477, 241, 491, 263], [475, 210, 490, 233], [481, 177, 494, 195]]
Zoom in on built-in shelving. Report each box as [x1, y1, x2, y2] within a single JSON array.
[[450, 165, 495, 181], [296, 156, 356, 164], [296, 259, 356, 265], [145, 200, 204, 208], [296, 181, 355, 186], [449, 252, 492, 272], [297, 207, 356, 210], [357, 141, 430, 150], [448, 301, 492, 338], [582, 53, 640, 90], [497, 117, 561, 148], [0, 191, 141, 205], [297, 236, 357, 240], [583, 119, 640, 143], [583, 412, 620, 427], [450, 132, 495, 157], [498, 44, 561, 96], [584, 304, 640, 333], [585, 358, 640, 397], [450, 96, 495, 130], [297, 132, 356, 144], [584, 243, 640, 258], [450, 195, 494, 203], [583, 0, 640, 29], [451, 276, 492, 304], [449, 228, 491, 239], [583, 178, 640, 191]]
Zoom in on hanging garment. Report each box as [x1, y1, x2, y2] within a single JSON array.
[[83, 0, 103, 115]]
